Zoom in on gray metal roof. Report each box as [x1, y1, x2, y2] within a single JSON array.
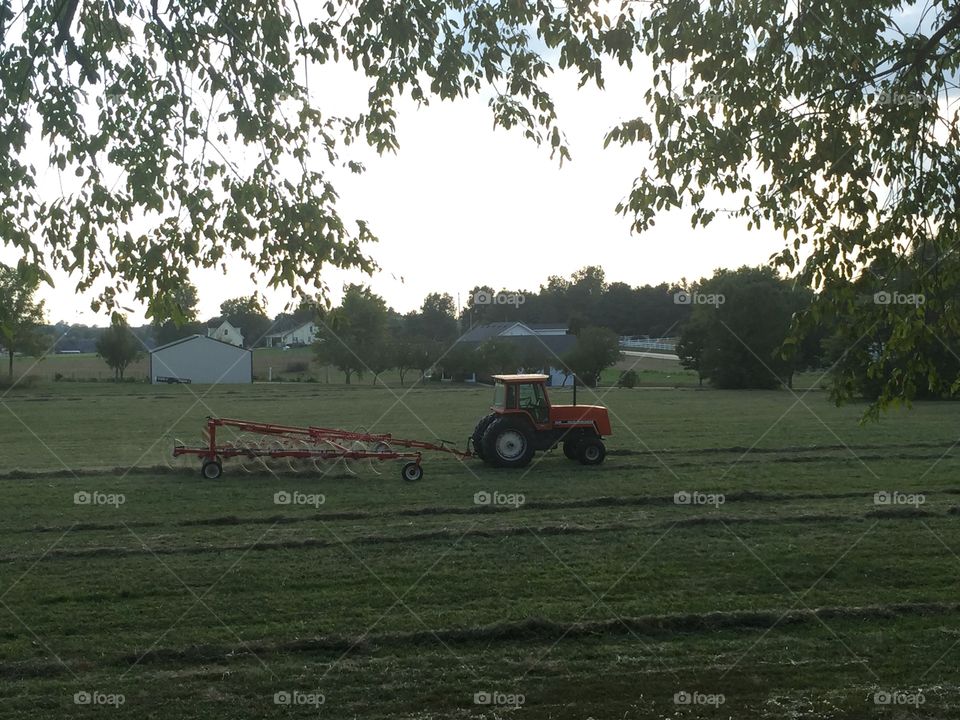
[[456, 322, 518, 343], [150, 334, 251, 354], [454, 325, 577, 359], [455, 321, 570, 344]]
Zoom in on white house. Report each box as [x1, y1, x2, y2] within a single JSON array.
[[150, 335, 252, 385], [265, 321, 320, 348], [206, 320, 245, 347]]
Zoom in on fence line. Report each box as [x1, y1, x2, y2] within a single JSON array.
[[619, 338, 678, 351]]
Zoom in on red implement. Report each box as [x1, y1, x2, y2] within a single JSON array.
[[173, 417, 471, 482]]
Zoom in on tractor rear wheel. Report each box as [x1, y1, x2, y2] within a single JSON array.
[[577, 438, 606, 466], [481, 417, 535, 468], [470, 413, 497, 460]]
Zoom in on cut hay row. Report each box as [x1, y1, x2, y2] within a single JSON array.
[[2, 445, 958, 480], [9, 488, 958, 536], [0, 510, 948, 564], [5, 601, 958, 680]]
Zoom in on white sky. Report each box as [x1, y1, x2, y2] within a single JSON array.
[[4, 58, 784, 327]]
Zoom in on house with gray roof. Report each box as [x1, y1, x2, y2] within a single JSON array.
[[452, 322, 575, 385]]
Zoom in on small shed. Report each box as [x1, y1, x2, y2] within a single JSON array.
[[150, 335, 252, 385]]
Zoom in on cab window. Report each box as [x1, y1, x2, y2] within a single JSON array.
[[494, 383, 518, 409], [518, 383, 535, 407], [493, 383, 505, 408], [518, 383, 548, 423]]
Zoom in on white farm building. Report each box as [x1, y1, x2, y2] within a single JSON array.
[[150, 335, 253, 385]]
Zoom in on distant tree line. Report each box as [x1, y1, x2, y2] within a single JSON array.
[[6, 255, 956, 404], [312, 285, 621, 387], [675, 252, 960, 407], [144, 265, 692, 351], [13, 265, 687, 356], [462, 266, 689, 337]]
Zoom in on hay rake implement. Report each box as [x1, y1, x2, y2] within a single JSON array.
[[172, 417, 471, 481]]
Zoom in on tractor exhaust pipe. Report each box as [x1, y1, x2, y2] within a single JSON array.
[[573, 374, 577, 406]]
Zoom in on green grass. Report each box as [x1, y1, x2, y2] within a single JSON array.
[[1, 381, 959, 718]]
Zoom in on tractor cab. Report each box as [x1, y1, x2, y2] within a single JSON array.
[[469, 374, 612, 468], [492, 374, 551, 424]]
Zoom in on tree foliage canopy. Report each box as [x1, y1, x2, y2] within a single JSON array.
[[2, 0, 629, 318], [151, 282, 200, 346], [405, 293, 458, 343], [314, 283, 387, 383], [95, 314, 141, 380], [562, 326, 621, 387], [4, 0, 959, 407], [676, 266, 807, 390], [217, 295, 271, 347], [0, 262, 45, 378], [607, 0, 960, 409], [821, 247, 960, 408]]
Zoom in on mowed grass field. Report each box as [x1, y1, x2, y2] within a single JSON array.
[[1, 381, 959, 718]]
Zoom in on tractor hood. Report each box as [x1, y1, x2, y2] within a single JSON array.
[[550, 404, 612, 437]]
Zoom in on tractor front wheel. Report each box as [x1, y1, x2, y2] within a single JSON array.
[[578, 438, 606, 466], [562, 437, 581, 460], [481, 417, 535, 468]]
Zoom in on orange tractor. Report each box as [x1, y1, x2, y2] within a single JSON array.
[[468, 374, 612, 468]]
